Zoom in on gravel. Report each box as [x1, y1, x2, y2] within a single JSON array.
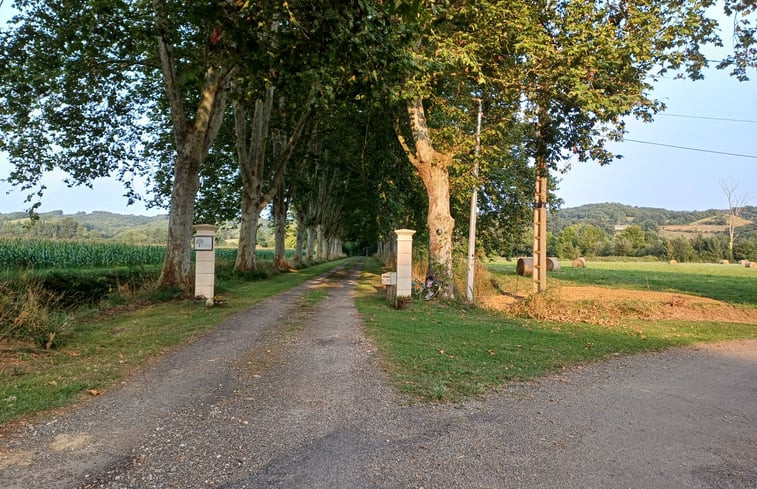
[[1, 260, 755, 488]]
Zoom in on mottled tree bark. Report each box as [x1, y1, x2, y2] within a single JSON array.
[[272, 181, 289, 270], [154, 0, 232, 289], [396, 98, 455, 298]]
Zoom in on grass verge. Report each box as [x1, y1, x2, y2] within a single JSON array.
[[0, 258, 352, 427], [356, 258, 757, 403]]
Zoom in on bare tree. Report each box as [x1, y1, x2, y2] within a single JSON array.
[[721, 180, 748, 259]]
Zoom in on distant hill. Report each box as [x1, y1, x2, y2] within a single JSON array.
[[3, 204, 756, 245], [0, 210, 272, 245], [0, 210, 170, 243], [550, 203, 756, 235]]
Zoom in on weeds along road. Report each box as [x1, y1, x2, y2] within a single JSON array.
[[1, 259, 756, 488]]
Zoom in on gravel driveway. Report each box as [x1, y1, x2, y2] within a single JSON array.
[[1, 260, 755, 488]]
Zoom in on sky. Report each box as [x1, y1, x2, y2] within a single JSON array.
[[0, 4, 755, 216], [557, 66, 756, 212]]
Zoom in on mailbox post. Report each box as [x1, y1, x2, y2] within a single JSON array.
[[394, 229, 415, 299], [193, 224, 217, 306], [381, 271, 397, 301]]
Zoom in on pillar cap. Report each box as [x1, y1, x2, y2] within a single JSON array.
[[193, 224, 218, 235], [394, 229, 416, 238]]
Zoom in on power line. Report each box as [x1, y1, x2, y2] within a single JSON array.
[[623, 138, 757, 159], [656, 113, 757, 124]]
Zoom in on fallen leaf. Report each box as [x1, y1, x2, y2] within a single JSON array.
[[87, 389, 101, 396]]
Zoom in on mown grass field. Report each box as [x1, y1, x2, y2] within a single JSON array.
[[356, 258, 757, 403], [486, 259, 757, 305]]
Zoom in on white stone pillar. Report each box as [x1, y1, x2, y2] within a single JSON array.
[[193, 224, 217, 306], [394, 229, 416, 298]]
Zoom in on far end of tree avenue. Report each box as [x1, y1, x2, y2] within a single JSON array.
[[0, 0, 755, 297]]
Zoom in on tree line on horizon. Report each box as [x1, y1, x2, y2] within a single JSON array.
[[0, 210, 274, 248], [2, 202, 755, 263], [1, 1, 754, 296]]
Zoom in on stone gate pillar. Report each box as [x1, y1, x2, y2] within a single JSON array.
[[394, 229, 416, 298], [193, 224, 217, 306]]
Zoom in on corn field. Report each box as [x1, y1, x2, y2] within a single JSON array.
[[0, 239, 166, 270], [0, 240, 298, 271]]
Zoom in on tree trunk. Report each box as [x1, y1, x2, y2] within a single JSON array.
[[154, 0, 232, 289], [233, 90, 273, 273], [377, 240, 385, 263], [397, 98, 455, 298], [306, 225, 316, 263], [316, 224, 325, 261], [722, 181, 745, 261], [332, 238, 342, 258], [273, 183, 289, 270], [421, 163, 455, 285], [235, 193, 260, 271], [294, 210, 305, 267], [326, 237, 338, 260], [159, 147, 202, 289], [233, 87, 312, 272]]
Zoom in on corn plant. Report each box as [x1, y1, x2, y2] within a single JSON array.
[[0, 239, 165, 270], [0, 240, 296, 271]]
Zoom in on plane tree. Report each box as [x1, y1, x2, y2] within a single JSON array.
[[505, 0, 742, 291], [389, 0, 754, 295], [0, 1, 156, 212], [389, 2, 521, 297], [0, 0, 245, 289], [145, 0, 405, 272], [1, 0, 394, 287]]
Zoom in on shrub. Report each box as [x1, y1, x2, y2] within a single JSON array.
[[0, 281, 71, 349]]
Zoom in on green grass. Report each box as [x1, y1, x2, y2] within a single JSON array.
[[356, 258, 757, 403], [301, 288, 329, 307], [487, 259, 757, 305], [4, 256, 755, 424], [0, 258, 352, 426]]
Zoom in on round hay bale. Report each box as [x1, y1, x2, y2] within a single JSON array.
[[572, 257, 586, 268], [516, 257, 533, 276], [719, 259, 729, 265], [749, 262, 757, 269], [517, 257, 561, 274], [669, 260, 678, 265], [744, 260, 753, 268], [738, 259, 750, 266]]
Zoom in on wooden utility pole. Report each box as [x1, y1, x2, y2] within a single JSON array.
[[532, 159, 548, 293], [532, 95, 549, 294]]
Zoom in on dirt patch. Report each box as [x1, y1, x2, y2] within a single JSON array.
[[0, 341, 40, 375], [481, 286, 757, 325]]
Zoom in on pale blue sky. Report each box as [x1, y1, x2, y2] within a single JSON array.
[[0, 3, 755, 215], [558, 65, 756, 211]]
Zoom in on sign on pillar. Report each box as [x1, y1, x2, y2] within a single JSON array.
[[193, 224, 217, 306], [394, 229, 416, 298]]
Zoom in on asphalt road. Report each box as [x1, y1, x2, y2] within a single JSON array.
[[1, 261, 755, 488]]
